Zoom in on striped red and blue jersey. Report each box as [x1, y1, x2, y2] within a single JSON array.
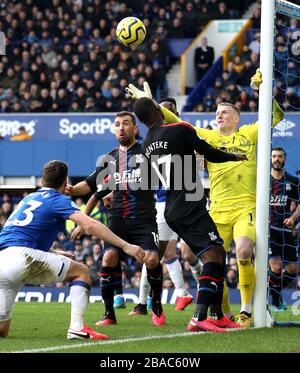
[[85, 142, 156, 219], [270, 172, 299, 228]]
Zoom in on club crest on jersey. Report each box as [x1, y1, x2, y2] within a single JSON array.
[[285, 182, 292, 191], [135, 154, 144, 163], [209, 232, 218, 241]]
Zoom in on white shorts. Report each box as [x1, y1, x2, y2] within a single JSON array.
[[0, 247, 71, 321], [156, 202, 178, 241]]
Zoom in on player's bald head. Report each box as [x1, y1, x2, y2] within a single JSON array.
[[159, 97, 178, 116], [134, 97, 164, 128]]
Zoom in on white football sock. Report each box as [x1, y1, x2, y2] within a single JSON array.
[[165, 257, 188, 297], [69, 282, 90, 331], [138, 263, 151, 304], [190, 259, 202, 282], [241, 304, 252, 314]]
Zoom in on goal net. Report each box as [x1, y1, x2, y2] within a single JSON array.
[[268, 0, 300, 327]]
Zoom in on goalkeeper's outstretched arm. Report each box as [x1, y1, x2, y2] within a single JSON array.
[[161, 68, 284, 129], [125, 70, 284, 133], [250, 68, 284, 126]]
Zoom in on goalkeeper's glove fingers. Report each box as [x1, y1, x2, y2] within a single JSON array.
[[125, 82, 152, 100], [250, 68, 263, 90], [143, 81, 152, 98], [125, 84, 139, 100]]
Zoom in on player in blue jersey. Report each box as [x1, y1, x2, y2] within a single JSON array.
[[269, 147, 300, 311], [66, 111, 165, 327], [0, 160, 144, 339]]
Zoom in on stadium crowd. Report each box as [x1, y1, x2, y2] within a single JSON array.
[[0, 0, 255, 114], [193, 11, 300, 112]]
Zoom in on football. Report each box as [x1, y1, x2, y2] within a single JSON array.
[[115, 17, 146, 47]]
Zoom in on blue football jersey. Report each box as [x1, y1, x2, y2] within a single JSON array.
[[0, 188, 80, 252]]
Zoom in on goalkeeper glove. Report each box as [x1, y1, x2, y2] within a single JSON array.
[[250, 68, 263, 90], [125, 82, 152, 100]]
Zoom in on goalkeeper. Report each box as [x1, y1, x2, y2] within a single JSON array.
[[126, 69, 284, 327]]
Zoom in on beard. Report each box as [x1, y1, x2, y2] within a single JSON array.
[[119, 137, 132, 146], [272, 160, 285, 171]]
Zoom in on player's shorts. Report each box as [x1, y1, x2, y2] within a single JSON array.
[[269, 226, 298, 263], [210, 206, 256, 251], [103, 216, 159, 255], [0, 246, 71, 321], [167, 212, 224, 257], [156, 201, 178, 241]]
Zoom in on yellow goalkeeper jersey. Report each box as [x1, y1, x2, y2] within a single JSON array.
[[161, 101, 284, 212]]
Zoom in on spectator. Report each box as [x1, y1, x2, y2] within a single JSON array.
[[10, 125, 32, 141], [251, 7, 261, 29], [84, 255, 100, 287], [73, 240, 88, 263], [0, 99, 12, 113], [194, 37, 215, 82], [163, 277, 174, 289], [215, 2, 230, 19], [92, 243, 102, 269], [226, 269, 238, 289], [0, 202, 13, 219], [167, 18, 183, 38], [249, 32, 261, 55]]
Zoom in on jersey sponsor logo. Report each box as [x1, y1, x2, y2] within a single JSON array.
[[218, 146, 247, 155], [114, 169, 142, 185], [270, 194, 288, 206]]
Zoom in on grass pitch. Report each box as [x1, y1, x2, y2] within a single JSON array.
[[0, 302, 299, 353]]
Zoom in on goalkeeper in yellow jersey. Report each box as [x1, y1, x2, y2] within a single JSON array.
[[125, 69, 284, 327]]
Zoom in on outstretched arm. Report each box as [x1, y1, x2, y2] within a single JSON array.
[[71, 188, 110, 240], [65, 181, 91, 197], [69, 212, 145, 261], [85, 194, 101, 216], [185, 125, 247, 163], [195, 137, 247, 163], [251, 68, 284, 127]]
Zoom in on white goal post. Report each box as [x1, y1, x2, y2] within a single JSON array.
[[254, 0, 300, 328]]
